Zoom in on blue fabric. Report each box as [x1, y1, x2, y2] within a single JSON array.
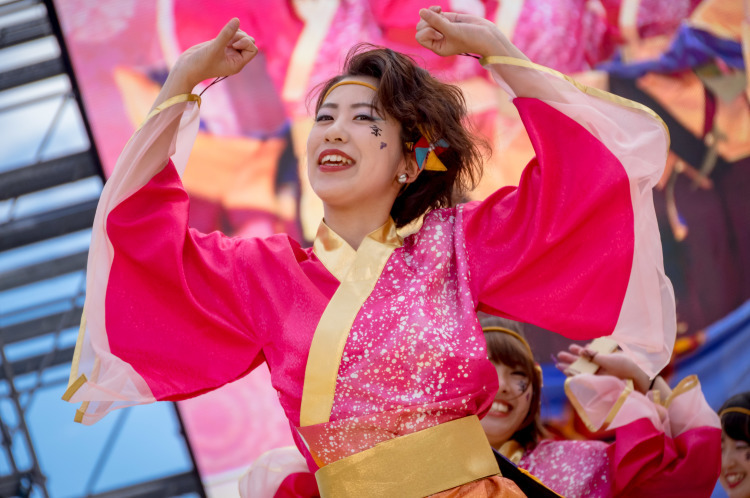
[[539, 364, 567, 420], [415, 148, 429, 169], [674, 299, 750, 410], [600, 25, 744, 79]]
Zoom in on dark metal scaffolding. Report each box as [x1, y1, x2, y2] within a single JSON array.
[[0, 0, 205, 496]]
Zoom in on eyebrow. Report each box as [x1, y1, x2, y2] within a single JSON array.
[[319, 102, 378, 111]]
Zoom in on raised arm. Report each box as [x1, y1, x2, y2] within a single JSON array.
[[415, 6, 551, 99], [416, 6, 674, 379], [152, 18, 258, 110], [63, 20, 276, 425]]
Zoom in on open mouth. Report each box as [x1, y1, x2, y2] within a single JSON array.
[[318, 150, 355, 169], [488, 400, 512, 417], [725, 472, 746, 489], [320, 154, 353, 166]]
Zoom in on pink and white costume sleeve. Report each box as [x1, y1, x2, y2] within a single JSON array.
[[469, 57, 675, 378], [63, 96, 311, 425], [565, 374, 721, 497], [238, 446, 318, 498], [64, 96, 203, 422]]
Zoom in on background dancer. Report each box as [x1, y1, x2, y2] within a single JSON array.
[[719, 392, 750, 498], [480, 316, 721, 497]]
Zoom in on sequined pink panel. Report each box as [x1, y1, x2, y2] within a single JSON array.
[[299, 208, 498, 465], [519, 440, 612, 497]]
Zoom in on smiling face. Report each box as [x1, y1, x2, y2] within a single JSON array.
[[307, 77, 412, 216], [721, 430, 750, 498], [480, 360, 533, 449]]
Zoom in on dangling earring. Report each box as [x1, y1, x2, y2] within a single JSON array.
[[397, 173, 408, 184]]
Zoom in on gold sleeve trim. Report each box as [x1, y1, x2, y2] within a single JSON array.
[[68, 308, 87, 387], [74, 404, 89, 424], [136, 93, 201, 133], [314, 416, 500, 498], [479, 55, 670, 143], [301, 218, 402, 426], [664, 374, 699, 408], [565, 377, 634, 432], [62, 374, 87, 401]]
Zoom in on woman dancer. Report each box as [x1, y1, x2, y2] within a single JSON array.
[[481, 318, 721, 497], [65, 7, 675, 496], [719, 392, 750, 497]]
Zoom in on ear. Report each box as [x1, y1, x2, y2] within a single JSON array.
[[401, 154, 421, 184]]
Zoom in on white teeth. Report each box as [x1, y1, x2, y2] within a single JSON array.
[[727, 473, 745, 485], [492, 401, 510, 413], [320, 154, 353, 165]]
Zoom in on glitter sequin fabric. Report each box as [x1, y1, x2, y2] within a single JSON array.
[[520, 440, 611, 497], [299, 207, 497, 465]]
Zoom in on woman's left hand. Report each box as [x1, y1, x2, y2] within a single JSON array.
[[415, 6, 520, 59]]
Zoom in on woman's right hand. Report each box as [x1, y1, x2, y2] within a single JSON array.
[[173, 18, 258, 88], [556, 344, 652, 393], [151, 18, 257, 109]]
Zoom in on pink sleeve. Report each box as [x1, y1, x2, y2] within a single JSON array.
[[63, 96, 294, 424], [105, 161, 280, 401], [464, 96, 635, 340], [565, 374, 721, 496], [464, 59, 675, 377], [608, 419, 721, 497]]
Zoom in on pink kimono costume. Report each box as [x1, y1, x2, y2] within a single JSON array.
[[64, 58, 680, 496]]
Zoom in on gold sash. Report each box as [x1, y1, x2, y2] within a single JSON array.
[[315, 416, 500, 498]]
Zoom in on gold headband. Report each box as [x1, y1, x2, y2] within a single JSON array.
[[720, 407, 750, 418], [482, 326, 543, 386], [323, 80, 379, 101], [482, 326, 534, 360]]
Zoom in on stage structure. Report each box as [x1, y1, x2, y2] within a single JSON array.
[[0, 0, 204, 496]]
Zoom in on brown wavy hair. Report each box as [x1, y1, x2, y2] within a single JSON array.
[[479, 314, 546, 451], [312, 44, 488, 227]]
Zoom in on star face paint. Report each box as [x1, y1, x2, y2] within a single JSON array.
[[380, 142, 387, 149], [517, 378, 529, 395], [480, 361, 535, 449]]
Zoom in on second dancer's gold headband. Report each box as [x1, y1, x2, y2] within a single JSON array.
[[482, 326, 534, 360], [720, 407, 750, 418]]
